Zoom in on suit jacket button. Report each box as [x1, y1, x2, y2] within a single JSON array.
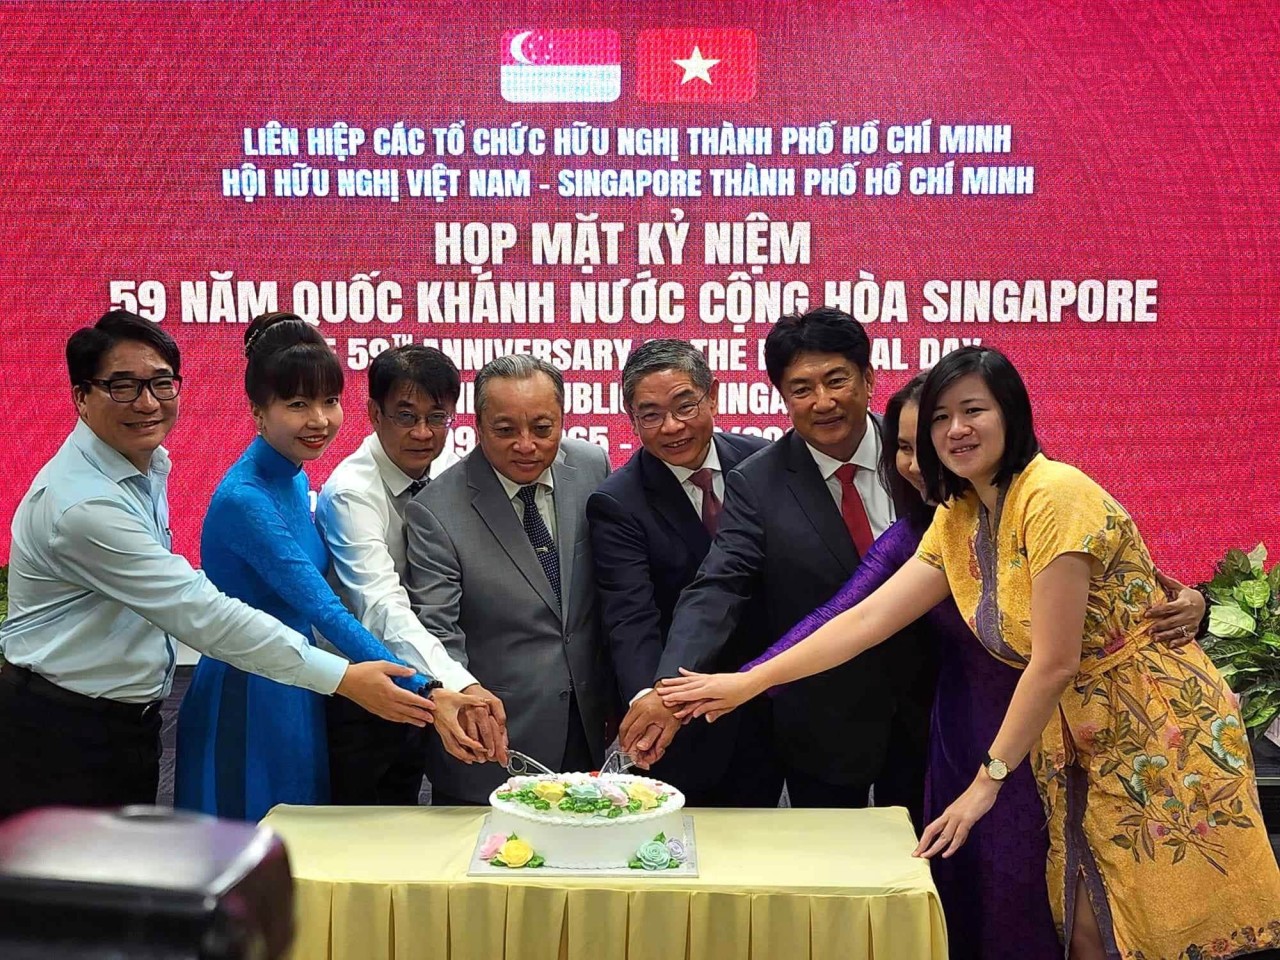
[[559, 689, 570, 701]]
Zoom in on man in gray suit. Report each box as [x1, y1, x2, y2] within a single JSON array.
[[405, 355, 614, 804]]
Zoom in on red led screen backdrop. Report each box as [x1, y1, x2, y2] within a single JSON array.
[[2, 0, 1278, 574]]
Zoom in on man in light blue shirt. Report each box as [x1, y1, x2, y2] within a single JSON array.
[[0, 310, 434, 818]]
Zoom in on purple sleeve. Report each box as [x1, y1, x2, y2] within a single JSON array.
[[741, 518, 922, 674]]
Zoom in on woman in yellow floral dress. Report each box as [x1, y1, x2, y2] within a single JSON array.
[[660, 347, 1280, 959]]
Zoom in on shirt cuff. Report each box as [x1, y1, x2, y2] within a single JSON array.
[[435, 658, 479, 693], [295, 646, 350, 696], [629, 686, 654, 706]]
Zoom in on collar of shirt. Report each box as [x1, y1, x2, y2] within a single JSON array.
[[364, 433, 461, 499], [804, 415, 881, 481], [70, 417, 171, 484], [247, 435, 303, 480], [662, 437, 723, 486], [368, 433, 423, 498], [495, 465, 555, 502]]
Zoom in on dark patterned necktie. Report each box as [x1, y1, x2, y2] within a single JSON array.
[[407, 478, 427, 497], [517, 484, 561, 607], [688, 468, 721, 535]]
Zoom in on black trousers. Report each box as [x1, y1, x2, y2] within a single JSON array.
[[0, 664, 163, 819], [326, 690, 429, 805]]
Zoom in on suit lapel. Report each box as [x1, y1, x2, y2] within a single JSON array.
[[639, 448, 709, 552], [551, 449, 581, 618], [716, 433, 753, 473], [783, 430, 858, 574], [467, 451, 562, 618]]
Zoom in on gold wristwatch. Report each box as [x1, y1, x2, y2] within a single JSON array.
[[983, 752, 1010, 782]]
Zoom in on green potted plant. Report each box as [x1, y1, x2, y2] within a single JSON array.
[[1199, 544, 1280, 738]]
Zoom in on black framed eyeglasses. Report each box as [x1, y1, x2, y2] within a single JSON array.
[[385, 409, 454, 430], [633, 391, 710, 431], [85, 376, 183, 403]]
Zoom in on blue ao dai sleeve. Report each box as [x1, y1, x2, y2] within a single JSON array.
[[222, 484, 430, 691]]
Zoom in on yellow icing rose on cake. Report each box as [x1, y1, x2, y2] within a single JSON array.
[[626, 782, 660, 810], [533, 780, 567, 803], [498, 838, 534, 868]]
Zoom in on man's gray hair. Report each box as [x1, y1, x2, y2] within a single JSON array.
[[474, 353, 565, 419], [621, 339, 713, 410]]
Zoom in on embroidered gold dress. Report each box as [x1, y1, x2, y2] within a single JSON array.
[[917, 455, 1280, 959]]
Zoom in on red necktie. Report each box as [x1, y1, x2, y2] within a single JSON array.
[[834, 463, 875, 556], [689, 468, 721, 535]]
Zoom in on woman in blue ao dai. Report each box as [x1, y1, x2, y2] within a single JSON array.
[[176, 314, 433, 821]]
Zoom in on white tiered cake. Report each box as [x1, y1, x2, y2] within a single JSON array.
[[479, 773, 689, 871]]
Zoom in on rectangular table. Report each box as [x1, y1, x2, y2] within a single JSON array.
[[260, 805, 948, 960]]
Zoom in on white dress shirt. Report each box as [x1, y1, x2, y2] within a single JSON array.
[[315, 434, 475, 692], [495, 466, 557, 541], [661, 439, 724, 514], [0, 420, 347, 703], [804, 414, 896, 538]]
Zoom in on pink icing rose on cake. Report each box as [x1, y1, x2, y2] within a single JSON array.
[[599, 781, 629, 806], [479, 833, 507, 861]]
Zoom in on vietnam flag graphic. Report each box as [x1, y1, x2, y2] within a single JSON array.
[[501, 29, 621, 103], [636, 28, 757, 103]]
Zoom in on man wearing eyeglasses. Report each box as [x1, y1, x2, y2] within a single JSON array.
[[587, 340, 782, 806], [0, 310, 435, 818], [316, 345, 509, 805]]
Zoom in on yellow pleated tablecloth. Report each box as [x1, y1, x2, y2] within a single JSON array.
[[260, 805, 948, 960]]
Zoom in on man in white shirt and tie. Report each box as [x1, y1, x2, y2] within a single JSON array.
[[0, 310, 432, 819], [317, 346, 508, 805]]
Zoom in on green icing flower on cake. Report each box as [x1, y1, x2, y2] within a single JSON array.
[[636, 839, 671, 870], [629, 832, 685, 871], [567, 782, 603, 802]]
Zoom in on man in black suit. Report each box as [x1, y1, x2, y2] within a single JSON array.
[[587, 340, 782, 806], [626, 309, 935, 819]]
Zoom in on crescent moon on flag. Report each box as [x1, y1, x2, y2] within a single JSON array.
[[510, 31, 535, 65]]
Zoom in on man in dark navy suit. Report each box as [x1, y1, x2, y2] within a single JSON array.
[[632, 310, 935, 820], [587, 340, 782, 806]]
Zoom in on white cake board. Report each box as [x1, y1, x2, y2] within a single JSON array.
[[466, 814, 698, 877]]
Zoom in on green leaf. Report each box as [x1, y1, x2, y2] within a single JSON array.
[[1234, 580, 1271, 609], [1267, 563, 1280, 597], [628, 858, 644, 869], [1222, 549, 1254, 580], [1173, 844, 1187, 864], [1110, 834, 1133, 849], [528, 855, 546, 868], [655, 832, 666, 842], [667, 861, 680, 869], [1208, 604, 1257, 639], [1244, 701, 1280, 733], [1247, 543, 1268, 573], [1099, 758, 1123, 777]]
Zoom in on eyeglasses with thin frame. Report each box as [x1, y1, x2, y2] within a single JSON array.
[[384, 408, 454, 430], [632, 390, 710, 431], [85, 376, 183, 403]]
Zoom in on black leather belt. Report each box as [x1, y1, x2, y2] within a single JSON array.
[[0, 662, 163, 723]]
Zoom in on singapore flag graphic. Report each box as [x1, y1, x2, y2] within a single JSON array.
[[501, 29, 621, 103]]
